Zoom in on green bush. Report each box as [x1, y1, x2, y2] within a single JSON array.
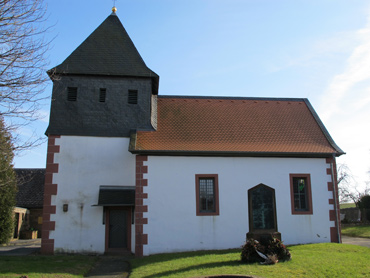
[[358, 195, 370, 222], [358, 195, 370, 210]]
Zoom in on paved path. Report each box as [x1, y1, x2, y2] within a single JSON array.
[[0, 239, 41, 256], [342, 236, 370, 248], [85, 256, 132, 278]]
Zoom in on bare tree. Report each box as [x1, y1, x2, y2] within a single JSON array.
[[0, 0, 51, 150], [338, 163, 370, 206]]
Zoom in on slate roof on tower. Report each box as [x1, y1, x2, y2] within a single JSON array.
[[48, 11, 159, 94], [130, 96, 344, 157]]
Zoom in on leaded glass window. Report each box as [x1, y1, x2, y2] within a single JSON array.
[[199, 178, 215, 213], [293, 177, 308, 211], [290, 174, 313, 215], [195, 174, 219, 216]]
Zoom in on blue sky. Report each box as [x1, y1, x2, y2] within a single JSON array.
[[14, 0, 370, 191]]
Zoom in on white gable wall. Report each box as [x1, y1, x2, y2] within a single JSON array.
[[50, 136, 135, 254], [143, 156, 334, 255]]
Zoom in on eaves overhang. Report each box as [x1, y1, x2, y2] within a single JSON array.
[[129, 149, 344, 158], [46, 71, 159, 95]]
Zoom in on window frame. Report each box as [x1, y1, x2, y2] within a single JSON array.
[[289, 173, 313, 215], [195, 174, 219, 216]]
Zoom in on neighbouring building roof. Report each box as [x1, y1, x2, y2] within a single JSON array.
[[15, 169, 45, 208], [48, 12, 159, 94], [130, 96, 344, 157]]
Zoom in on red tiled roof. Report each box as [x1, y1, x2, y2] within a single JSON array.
[[132, 97, 343, 157]]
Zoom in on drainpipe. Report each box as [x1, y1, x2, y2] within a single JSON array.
[[330, 154, 341, 243]]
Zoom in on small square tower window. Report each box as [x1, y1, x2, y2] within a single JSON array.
[[128, 90, 138, 104], [67, 87, 77, 101], [99, 88, 106, 102]]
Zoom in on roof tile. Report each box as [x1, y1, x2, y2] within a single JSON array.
[[134, 97, 343, 156]]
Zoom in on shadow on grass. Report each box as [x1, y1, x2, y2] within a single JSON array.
[[0, 255, 97, 277], [0, 247, 40, 256], [131, 249, 242, 269], [137, 259, 243, 278]]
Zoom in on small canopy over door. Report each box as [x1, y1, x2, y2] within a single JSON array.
[[94, 186, 135, 253], [96, 186, 135, 207]]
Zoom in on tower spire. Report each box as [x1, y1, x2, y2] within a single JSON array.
[[112, 0, 117, 13]]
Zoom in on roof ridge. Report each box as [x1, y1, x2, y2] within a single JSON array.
[[15, 168, 45, 170], [158, 95, 307, 101]]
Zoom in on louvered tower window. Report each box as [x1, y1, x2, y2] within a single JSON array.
[[99, 88, 106, 102], [128, 90, 138, 104], [67, 87, 77, 101]]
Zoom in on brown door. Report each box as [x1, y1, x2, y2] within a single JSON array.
[[105, 207, 131, 252]]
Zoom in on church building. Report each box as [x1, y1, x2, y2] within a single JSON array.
[[41, 8, 344, 256]]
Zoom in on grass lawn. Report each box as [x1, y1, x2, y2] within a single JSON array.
[[342, 225, 370, 238], [1, 243, 369, 278], [130, 243, 370, 278], [0, 255, 97, 278], [340, 203, 356, 209]]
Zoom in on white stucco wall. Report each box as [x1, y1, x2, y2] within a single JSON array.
[[50, 136, 135, 254], [50, 138, 336, 256], [143, 156, 335, 255]]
